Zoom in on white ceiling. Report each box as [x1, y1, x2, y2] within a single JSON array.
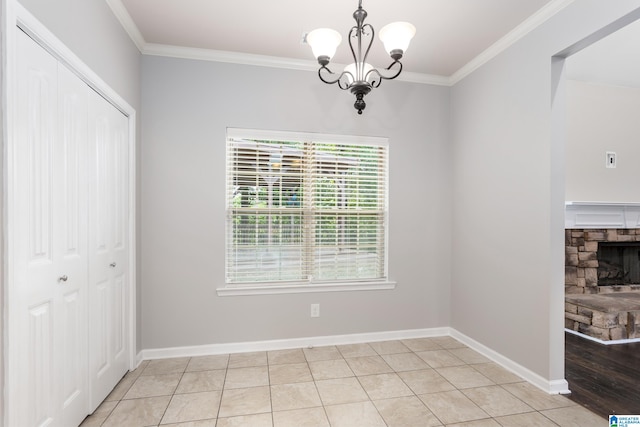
[[112, 0, 573, 83]]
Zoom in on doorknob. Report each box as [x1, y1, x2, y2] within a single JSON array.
[[110, 262, 117, 267], [58, 275, 68, 282]]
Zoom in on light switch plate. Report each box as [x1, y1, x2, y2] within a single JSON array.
[[310, 304, 320, 317], [606, 152, 616, 168]]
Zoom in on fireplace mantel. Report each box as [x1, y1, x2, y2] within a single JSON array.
[[565, 202, 640, 229]]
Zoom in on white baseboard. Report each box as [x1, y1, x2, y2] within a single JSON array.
[[139, 327, 569, 395], [140, 327, 451, 360], [450, 329, 570, 395], [135, 351, 145, 370]]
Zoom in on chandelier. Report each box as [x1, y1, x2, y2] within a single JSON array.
[[306, 0, 416, 114]]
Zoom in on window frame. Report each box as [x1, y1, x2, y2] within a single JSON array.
[[218, 128, 396, 296]]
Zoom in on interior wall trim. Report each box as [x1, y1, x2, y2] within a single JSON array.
[[140, 328, 450, 360], [141, 43, 450, 86], [565, 201, 640, 229], [565, 328, 640, 346], [140, 327, 569, 395], [449, 329, 571, 395], [449, 0, 575, 84], [104, 0, 574, 87]]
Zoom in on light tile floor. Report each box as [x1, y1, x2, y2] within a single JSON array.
[[80, 336, 604, 427]]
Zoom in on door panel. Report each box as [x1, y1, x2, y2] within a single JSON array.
[[13, 27, 131, 425], [113, 274, 126, 358], [13, 29, 89, 427], [15, 29, 58, 427], [88, 89, 129, 411], [26, 64, 54, 265], [56, 59, 90, 427], [28, 301, 54, 427], [62, 290, 82, 405]]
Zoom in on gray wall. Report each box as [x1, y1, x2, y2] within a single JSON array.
[[140, 56, 452, 349], [1, 1, 6, 423], [566, 80, 640, 202], [15, 0, 142, 351], [17, 0, 140, 107], [451, 1, 640, 383]]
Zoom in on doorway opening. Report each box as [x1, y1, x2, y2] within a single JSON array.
[[552, 7, 640, 418]]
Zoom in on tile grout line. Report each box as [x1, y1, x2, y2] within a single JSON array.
[[86, 339, 599, 427], [216, 357, 230, 425]]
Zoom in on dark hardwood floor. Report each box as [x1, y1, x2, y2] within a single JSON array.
[[565, 331, 640, 418]]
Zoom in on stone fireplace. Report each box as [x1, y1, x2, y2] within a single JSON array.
[[597, 242, 640, 286], [564, 203, 640, 341], [565, 228, 640, 294]]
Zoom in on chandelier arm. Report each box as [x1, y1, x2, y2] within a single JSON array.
[[384, 59, 403, 78], [347, 25, 359, 73], [365, 60, 403, 88], [367, 70, 382, 88], [347, 24, 376, 83], [337, 74, 354, 90], [318, 66, 353, 90], [317, 66, 342, 85], [359, 23, 375, 72]]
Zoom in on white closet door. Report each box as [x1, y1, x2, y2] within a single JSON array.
[[56, 57, 91, 427], [13, 29, 89, 427], [87, 88, 130, 411]]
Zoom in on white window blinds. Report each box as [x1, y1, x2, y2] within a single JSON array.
[[225, 129, 389, 285]]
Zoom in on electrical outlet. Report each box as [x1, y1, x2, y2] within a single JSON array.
[[606, 151, 617, 168], [310, 303, 320, 318]]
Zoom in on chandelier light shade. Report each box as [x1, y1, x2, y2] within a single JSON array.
[[307, 0, 415, 114], [379, 22, 416, 57], [343, 62, 374, 85], [306, 28, 342, 61]]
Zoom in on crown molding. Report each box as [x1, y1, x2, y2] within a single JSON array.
[[108, 0, 574, 87], [395, 71, 451, 86], [143, 43, 316, 71], [449, 0, 575, 85], [143, 43, 452, 86], [105, 0, 145, 51]]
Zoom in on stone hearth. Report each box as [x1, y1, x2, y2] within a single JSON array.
[[565, 293, 640, 340]]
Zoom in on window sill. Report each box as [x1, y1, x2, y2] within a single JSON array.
[[216, 281, 396, 296]]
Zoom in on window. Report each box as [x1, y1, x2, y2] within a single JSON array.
[[223, 129, 391, 294]]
